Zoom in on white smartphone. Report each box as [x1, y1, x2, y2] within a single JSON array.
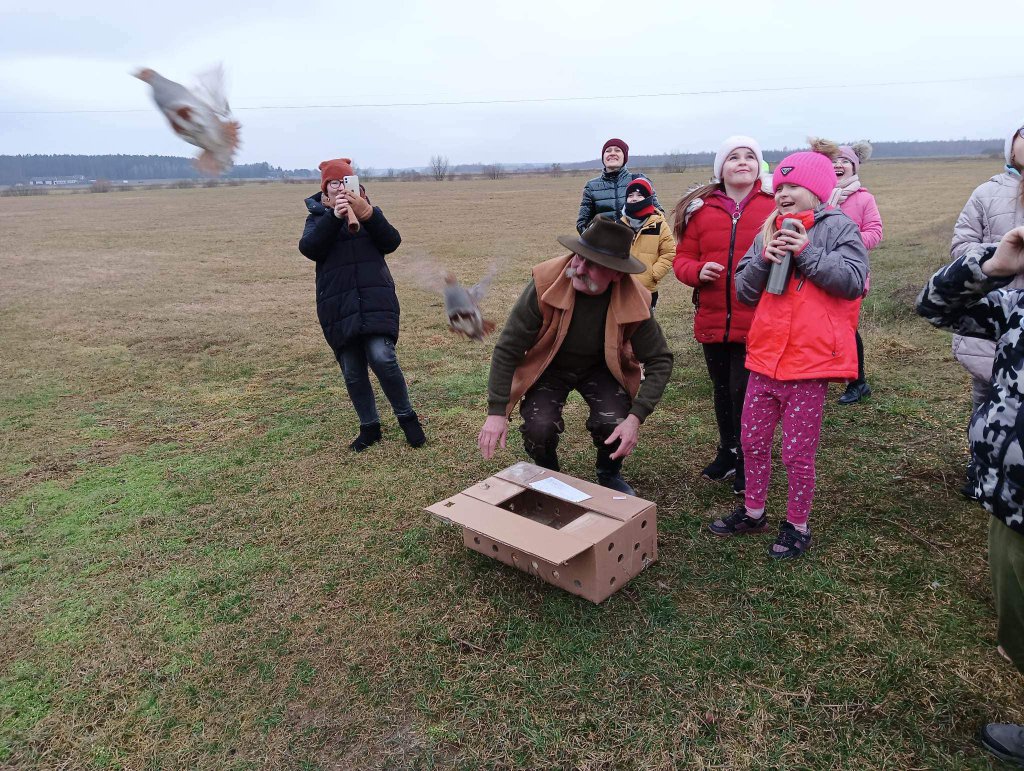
[[342, 175, 359, 195]]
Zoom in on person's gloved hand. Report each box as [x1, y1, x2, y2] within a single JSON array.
[[343, 191, 374, 222]]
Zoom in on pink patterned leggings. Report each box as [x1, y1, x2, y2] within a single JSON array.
[[740, 372, 828, 527]]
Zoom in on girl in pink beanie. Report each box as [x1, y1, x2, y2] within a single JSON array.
[[708, 139, 870, 560], [830, 141, 883, 405]]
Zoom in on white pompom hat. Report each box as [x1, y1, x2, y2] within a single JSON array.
[[713, 135, 764, 182]]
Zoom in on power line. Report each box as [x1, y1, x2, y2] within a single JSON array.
[[2, 73, 1022, 115]]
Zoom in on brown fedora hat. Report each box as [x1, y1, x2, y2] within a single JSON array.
[[556, 215, 647, 275]]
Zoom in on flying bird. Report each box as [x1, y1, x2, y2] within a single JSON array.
[[443, 270, 497, 342], [134, 65, 241, 176], [399, 252, 499, 341]]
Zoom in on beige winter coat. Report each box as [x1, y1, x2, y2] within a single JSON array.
[[951, 171, 1024, 380]]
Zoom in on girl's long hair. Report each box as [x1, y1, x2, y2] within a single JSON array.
[[757, 191, 822, 249], [672, 181, 721, 241]]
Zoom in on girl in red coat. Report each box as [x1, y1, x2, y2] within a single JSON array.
[[673, 136, 776, 495]]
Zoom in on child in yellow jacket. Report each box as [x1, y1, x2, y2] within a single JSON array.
[[619, 178, 676, 307]]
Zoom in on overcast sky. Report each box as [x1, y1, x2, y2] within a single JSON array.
[[2, 0, 1021, 170]]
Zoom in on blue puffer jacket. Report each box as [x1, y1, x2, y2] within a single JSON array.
[[576, 168, 661, 233], [299, 191, 403, 351]]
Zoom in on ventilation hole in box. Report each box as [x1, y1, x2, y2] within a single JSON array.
[[617, 553, 623, 563], [491, 544, 499, 553], [607, 542, 615, 551], [531, 561, 539, 571], [443, 500, 455, 508], [641, 519, 648, 529], [641, 552, 647, 561], [633, 542, 640, 551], [609, 577, 616, 586], [574, 580, 582, 588], [473, 536, 481, 545], [552, 570, 560, 580], [511, 552, 519, 563]]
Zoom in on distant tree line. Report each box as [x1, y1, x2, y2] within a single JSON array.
[[2, 138, 1008, 186], [0, 155, 284, 185]]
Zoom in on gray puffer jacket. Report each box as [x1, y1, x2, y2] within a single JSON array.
[[576, 168, 660, 233], [950, 170, 1024, 380], [735, 206, 869, 304], [917, 245, 1024, 533]]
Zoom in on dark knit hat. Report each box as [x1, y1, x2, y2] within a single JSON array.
[[319, 157, 355, 193], [626, 178, 652, 198], [602, 138, 629, 165], [624, 178, 655, 218]]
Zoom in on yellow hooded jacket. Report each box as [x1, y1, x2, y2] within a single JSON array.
[[620, 210, 676, 292]]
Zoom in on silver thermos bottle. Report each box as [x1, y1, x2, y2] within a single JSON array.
[[765, 218, 801, 295]]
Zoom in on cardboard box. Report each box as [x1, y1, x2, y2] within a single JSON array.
[[426, 461, 657, 603]]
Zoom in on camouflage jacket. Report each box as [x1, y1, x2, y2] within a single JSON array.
[[916, 245, 1024, 532]]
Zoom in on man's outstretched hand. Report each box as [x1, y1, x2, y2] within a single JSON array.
[[478, 415, 509, 459], [605, 414, 640, 460]]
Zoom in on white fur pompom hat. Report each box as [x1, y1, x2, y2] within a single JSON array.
[[713, 136, 764, 181]]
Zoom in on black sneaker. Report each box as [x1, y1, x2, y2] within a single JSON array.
[[733, 454, 745, 496], [708, 504, 768, 537], [701, 447, 736, 482], [979, 723, 1024, 767], [768, 522, 812, 559], [838, 380, 871, 405]]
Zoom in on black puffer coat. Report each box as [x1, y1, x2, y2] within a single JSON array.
[[576, 168, 660, 233], [299, 191, 403, 351]]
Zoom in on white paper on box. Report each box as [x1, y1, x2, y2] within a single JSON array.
[[529, 477, 591, 503]]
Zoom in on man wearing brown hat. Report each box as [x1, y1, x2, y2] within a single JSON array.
[[477, 216, 674, 495]]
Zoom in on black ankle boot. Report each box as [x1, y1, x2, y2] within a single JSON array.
[[595, 448, 636, 496], [350, 422, 381, 452], [398, 412, 426, 448]]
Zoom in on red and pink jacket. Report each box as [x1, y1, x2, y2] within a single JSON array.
[[673, 186, 775, 344]]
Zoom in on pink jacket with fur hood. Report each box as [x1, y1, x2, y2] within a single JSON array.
[[839, 188, 883, 250]]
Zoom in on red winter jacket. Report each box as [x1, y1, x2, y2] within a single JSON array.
[[673, 186, 775, 344]]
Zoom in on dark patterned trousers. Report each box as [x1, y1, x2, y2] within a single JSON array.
[[519, 364, 632, 471]]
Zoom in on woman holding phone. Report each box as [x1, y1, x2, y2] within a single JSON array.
[[299, 157, 426, 452]]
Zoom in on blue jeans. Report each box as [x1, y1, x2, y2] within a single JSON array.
[[335, 336, 414, 426]]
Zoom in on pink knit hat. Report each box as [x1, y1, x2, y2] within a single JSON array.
[[838, 145, 860, 171], [772, 151, 837, 204]]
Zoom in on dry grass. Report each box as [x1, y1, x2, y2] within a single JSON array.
[[2, 160, 1022, 769]]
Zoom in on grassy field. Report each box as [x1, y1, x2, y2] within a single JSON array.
[[2, 160, 1022, 769]]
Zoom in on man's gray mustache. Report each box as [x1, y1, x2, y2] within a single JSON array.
[[565, 266, 599, 292]]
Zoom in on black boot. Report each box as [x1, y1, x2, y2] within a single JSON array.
[[838, 379, 871, 405], [530, 452, 560, 472], [595, 447, 636, 496], [701, 446, 737, 482], [349, 422, 381, 452], [398, 412, 426, 448]]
